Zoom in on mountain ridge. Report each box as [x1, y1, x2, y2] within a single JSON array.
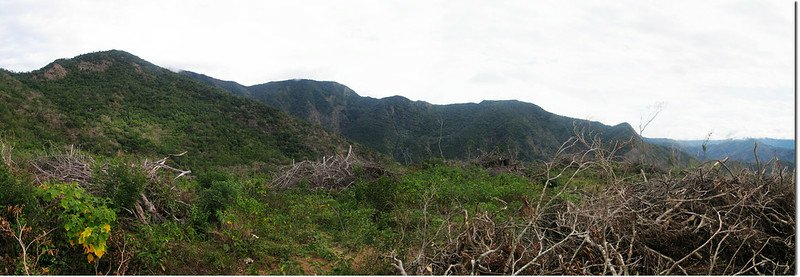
[[0, 50, 360, 169], [0, 49, 692, 168], [181, 70, 674, 164], [646, 137, 795, 166]]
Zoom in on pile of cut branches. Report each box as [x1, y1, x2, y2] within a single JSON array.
[[391, 135, 795, 275], [272, 146, 379, 190], [132, 152, 192, 224], [28, 145, 193, 225], [469, 148, 526, 176], [30, 145, 94, 189]]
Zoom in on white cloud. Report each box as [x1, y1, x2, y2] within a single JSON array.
[[0, 0, 793, 139]]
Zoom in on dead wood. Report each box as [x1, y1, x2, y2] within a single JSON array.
[[271, 146, 384, 190], [390, 131, 795, 275]]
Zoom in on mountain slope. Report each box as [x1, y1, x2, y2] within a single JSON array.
[[184, 73, 671, 164], [646, 137, 796, 165], [1, 50, 352, 169], [0, 69, 67, 147]]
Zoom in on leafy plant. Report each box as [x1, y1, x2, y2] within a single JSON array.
[[0, 165, 37, 210], [198, 179, 241, 223], [97, 163, 147, 211], [38, 182, 116, 263]]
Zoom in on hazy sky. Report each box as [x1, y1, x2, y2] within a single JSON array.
[[0, 0, 794, 140]]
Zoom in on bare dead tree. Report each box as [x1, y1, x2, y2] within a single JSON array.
[[635, 102, 665, 166], [637, 102, 665, 137], [142, 151, 191, 181], [437, 118, 445, 160]]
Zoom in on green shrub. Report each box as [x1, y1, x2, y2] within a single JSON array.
[[128, 221, 197, 274], [196, 170, 230, 189], [351, 176, 398, 213], [0, 165, 36, 210], [97, 163, 147, 211], [199, 180, 241, 223], [188, 205, 211, 232], [38, 182, 117, 263]]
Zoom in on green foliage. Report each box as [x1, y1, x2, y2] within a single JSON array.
[[396, 164, 538, 210], [3, 50, 347, 170], [198, 179, 241, 223], [204, 77, 645, 163], [126, 221, 188, 274], [196, 170, 230, 189], [0, 165, 37, 210], [350, 176, 398, 213], [97, 163, 146, 211], [38, 182, 116, 263]]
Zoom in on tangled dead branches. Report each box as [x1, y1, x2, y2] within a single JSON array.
[[391, 134, 795, 275], [133, 152, 192, 225], [30, 145, 94, 189], [0, 206, 56, 275], [470, 148, 526, 176], [142, 151, 191, 181], [272, 146, 383, 190]]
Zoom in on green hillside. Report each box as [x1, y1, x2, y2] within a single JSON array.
[[1, 50, 351, 169], [185, 75, 668, 164], [0, 51, 789, 275]]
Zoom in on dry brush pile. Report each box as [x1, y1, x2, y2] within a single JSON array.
[[271, 146, 387, 190], [27, 146, 192, 225], [391, 135, 795, 275], [30, 145, 95, 190]]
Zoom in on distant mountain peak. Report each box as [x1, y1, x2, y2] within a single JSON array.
[[256, 79, 360, 98], [612, 122, 636, 132], [31, 50, 157, 81], [75, 49, 137, 58], [3, 49, 354, 168]]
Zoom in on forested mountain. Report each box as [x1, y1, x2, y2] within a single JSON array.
[[0, 50, 354, 169], [646, 137, 795, 166], [184, 74, 663, 164], [0, 50, 791, 275]]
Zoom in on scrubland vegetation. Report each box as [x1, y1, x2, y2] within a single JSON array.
[[0, 131, 794, 275], [0, 51, 794, 275]]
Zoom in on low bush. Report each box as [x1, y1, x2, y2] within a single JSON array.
[[97, 163, 147, 212], [0, 165, 37, 211], [198, 179, 241, 223], [38, 182, 117, 263]]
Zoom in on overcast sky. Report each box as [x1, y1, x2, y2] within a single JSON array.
[[0, 0, 794, 140]]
